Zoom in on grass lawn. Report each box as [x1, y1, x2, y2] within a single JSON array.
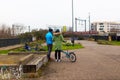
[[0, 50, 10, 54], [97, 40, 120, 46], [0, 41, 84, 54], [43, 42, 84, 51]]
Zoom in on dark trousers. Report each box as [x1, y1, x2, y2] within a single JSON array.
[[55, 50, 61, 60], [47, 44, 53, 60]]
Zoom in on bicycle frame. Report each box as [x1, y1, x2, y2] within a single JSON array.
[[61, 50, 76, 62], [61, 50, 70, 58]]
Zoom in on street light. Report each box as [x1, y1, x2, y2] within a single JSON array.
[[28, 26, 30, 32], [71, 0, 74, 46], [72, 0, 74, 32], [89, 13, 91, 36]]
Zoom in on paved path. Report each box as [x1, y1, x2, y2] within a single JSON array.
[[39, 40, 120, 80]]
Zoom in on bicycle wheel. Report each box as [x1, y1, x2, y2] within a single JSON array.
[[69, 52, 76, 62]]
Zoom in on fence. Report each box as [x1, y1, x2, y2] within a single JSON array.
[[70, 34, 120, 41], [0, 37, 32, 47], [92, 35, 120, 41]]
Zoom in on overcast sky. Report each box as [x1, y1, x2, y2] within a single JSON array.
[[0, 0, 120, 30]]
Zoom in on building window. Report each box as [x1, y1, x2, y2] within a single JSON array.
[[99, 23, 103, 25], [99, 28, 103, 30], [100, 26, 104, 27]]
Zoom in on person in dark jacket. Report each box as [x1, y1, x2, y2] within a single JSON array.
[[45, 28, 53, 60], [24, 43, 31, 51]]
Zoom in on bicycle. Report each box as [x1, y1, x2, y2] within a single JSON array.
[[61, 50, 76, 62]]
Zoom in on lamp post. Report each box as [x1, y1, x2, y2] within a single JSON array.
[[12, 24, 15, 36], [89, 13, 91, 36], [72, 0, 74, 32], [71, 0, 74, 46], [75, 18, 77, 32], [28, 26, 30, 32]]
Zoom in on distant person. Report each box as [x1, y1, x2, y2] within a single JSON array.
[[71, 37, 75, 46], [53, 29, 66, 62], [45, 28, 53, 60], [24, 43, 31, 51]]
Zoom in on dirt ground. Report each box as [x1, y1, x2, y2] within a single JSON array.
[[37, 40, 120, 80]]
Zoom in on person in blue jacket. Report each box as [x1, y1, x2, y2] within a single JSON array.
[[45, 28, 53, 60], [24, 43, 31, 51]]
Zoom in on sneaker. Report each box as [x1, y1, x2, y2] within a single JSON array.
[[58, 59, 61, 62], [55, 59, 58, 62]]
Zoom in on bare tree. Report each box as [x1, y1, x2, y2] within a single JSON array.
[[0, 24, 13, 38], [12, 23, 25, 36]]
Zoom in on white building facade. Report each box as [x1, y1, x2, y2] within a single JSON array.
[[91, 21, 120, 34]]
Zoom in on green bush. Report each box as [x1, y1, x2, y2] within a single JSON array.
[[64, 42, 72, 46]]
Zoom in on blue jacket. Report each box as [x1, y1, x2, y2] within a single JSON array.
[[45, 32, 53, 44]]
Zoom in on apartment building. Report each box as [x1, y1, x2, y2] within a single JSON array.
[[91, 21, 120, 34]]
